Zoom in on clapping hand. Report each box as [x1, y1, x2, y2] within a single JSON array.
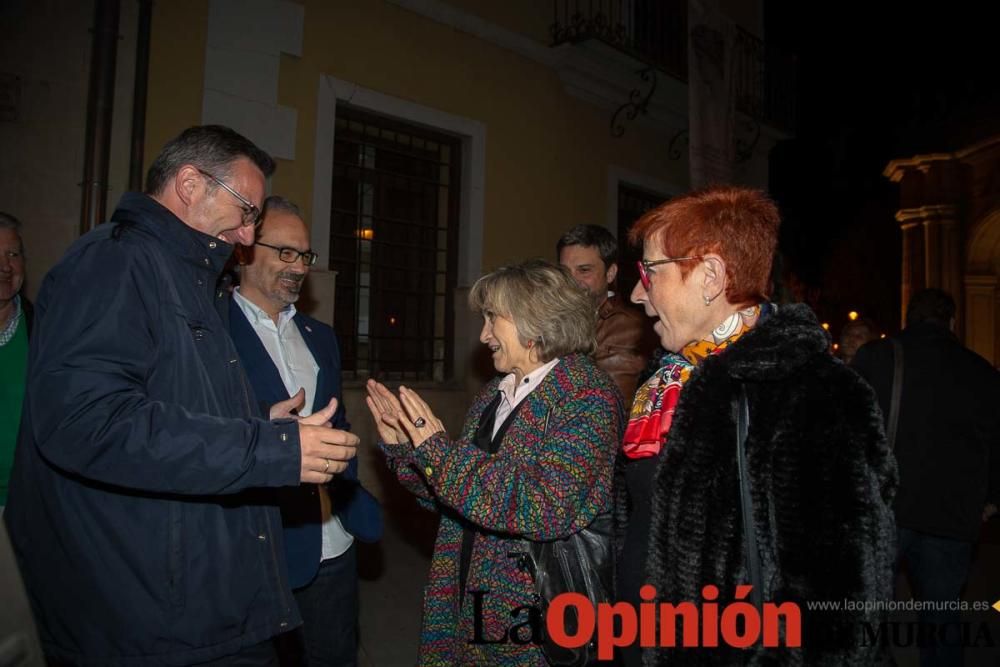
[[365, 380, 409, 445], [396, 386, 446, 448], [365, 381, 445, 448]]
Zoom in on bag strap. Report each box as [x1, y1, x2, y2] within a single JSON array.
[[886, 338, 904, 450], [736, 383, 763, 610]]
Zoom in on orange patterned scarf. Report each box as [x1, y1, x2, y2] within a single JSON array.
[[622, 305, 763, 459]]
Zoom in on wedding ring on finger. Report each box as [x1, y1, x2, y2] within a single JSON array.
[[413, 417, 426, 428], [323, 458, 331, 473]]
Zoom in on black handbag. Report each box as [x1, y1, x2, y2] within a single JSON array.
[[515, 512, 614, 666]]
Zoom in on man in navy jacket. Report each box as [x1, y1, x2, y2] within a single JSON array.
[[229, 196, 382, 666], [4, 126, 359, 666]]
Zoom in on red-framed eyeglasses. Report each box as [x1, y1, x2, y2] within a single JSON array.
[[636, 256, 702, 289]]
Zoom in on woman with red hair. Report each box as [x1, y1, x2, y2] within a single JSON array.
[[616, 186, 896, 666]]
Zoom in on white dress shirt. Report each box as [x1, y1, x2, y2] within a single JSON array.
[[233, 288, 353, 561], [492, 357, 561, 439]]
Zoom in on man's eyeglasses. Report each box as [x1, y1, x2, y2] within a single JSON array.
[[637, 256, 702, 289], [255, 241, 319, 266], [197, 168, 261, 227]]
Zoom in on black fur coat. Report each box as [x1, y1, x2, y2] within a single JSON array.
[[616, 304, 897, 666]]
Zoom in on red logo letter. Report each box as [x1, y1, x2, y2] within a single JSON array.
[[546, 593, 595, 650]]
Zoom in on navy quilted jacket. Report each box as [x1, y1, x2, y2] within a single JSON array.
[[4, 193, 303, 666]]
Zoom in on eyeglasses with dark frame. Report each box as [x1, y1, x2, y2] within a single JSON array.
[[637, 256, 702, 289], [255, 241, 319, 266], [196, 168, 262, 227]]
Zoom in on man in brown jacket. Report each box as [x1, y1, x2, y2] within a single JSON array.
[[558, 224, 655, 410]]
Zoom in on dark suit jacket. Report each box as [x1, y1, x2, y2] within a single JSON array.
[[229, 298, 382, 589]]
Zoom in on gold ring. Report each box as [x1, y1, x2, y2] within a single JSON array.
[[324, 459, 330, 473]]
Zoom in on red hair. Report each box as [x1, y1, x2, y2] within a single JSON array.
[[628, 186, 780, 306]]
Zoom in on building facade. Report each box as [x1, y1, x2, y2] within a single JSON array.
[[885, 135, 1000, 366], [2, 0, 793, 496]]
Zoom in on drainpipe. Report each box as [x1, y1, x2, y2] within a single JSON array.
[[80, 0, 121, 235], [128, 0, 152, 192]]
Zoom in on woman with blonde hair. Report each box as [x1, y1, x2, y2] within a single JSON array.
[[367, 258, 623, 666]]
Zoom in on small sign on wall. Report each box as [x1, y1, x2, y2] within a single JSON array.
[[0, 73, 19, 122]]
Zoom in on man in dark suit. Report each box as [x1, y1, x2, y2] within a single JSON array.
[[853, 288, 999, 667], [229, 196, 381, 666]]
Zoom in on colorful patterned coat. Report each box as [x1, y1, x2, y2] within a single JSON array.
[[380, 353, 624, 666]]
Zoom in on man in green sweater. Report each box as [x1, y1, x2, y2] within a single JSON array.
[[0, 212, 28, 510]]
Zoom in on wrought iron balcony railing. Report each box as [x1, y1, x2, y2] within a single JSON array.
[[550, 0, 688, 81], [550, 0, 796, 133], [731, 26, 797, 133]]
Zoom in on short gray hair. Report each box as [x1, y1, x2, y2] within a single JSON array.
[[469, 259, 596, 361], [261, 196, 302, 220], [0, 211, 23, 253], [145, 125, 276, 196]]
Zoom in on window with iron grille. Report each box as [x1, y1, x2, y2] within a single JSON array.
[[617, 183, 668, 295], [330, 105, 460, 381]]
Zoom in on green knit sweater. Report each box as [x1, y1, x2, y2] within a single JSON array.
[[0, 316, 28, 505]]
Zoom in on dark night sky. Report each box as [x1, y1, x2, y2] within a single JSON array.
[[763, 1, 1000, 333]]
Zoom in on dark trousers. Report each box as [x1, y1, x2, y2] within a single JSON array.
[[276, 543, 358, 667], [896, 527, 973, 667]]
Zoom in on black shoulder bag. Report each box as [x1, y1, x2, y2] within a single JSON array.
[[515, 512, 613, 666], [510, 390, 621, 666]]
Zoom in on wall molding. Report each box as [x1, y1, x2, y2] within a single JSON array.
[[202, 0, 303, 159]]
